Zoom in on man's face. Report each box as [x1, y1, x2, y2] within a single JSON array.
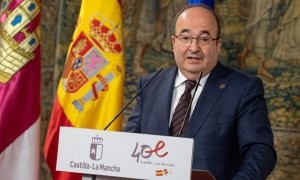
[[171, 7, 221, 80]]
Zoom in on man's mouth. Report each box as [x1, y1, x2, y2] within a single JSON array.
[[187, 56, 202, 60]]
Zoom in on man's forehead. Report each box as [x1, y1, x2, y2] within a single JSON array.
[[177, 6, 217, 25]]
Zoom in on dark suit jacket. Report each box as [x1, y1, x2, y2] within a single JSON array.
[[125, 62, 277, 180]]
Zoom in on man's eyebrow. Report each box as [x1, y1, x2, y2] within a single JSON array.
[[199, 30, 210, 36], [178, 29, 211, 36], [178, 29, 190, 34]]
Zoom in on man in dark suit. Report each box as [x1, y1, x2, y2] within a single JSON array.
[[125, 4, 276, 179]]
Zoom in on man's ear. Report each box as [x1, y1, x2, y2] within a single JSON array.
[[171, 35, 176, 45]]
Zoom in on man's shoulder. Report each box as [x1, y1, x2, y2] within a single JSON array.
[[141, 66, 177, 82], [218, 62, 261, 83]]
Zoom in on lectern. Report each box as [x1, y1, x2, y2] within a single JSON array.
[[57, 127, 215, 180]]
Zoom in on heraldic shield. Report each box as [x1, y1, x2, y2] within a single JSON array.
[[90, 136, 103, 161]]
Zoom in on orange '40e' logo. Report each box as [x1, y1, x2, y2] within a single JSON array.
[[131, 140, 168, 163]]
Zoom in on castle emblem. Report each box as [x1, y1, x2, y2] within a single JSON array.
[[0, 0, 41, 83], [90, 135, 103, 161]]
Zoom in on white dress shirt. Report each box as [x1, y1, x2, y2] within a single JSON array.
[[169, 70, 210, 126]]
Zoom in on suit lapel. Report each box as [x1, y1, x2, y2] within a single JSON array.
[[187, 62, 230, 138], [152, 67, 177, 135]]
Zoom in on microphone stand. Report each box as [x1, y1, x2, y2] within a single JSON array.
[[103, 67, 164, 130]]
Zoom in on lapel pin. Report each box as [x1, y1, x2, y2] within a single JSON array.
[[219, 83, 226, 89]]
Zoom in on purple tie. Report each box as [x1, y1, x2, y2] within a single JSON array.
[[170, 80, 197, 136]]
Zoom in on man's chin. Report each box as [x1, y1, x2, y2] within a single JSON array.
[[185, 67, 204, 75], [186, 63, 205, 71]]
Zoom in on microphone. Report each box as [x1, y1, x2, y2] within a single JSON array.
[[178, 72, 203, 136], [103, 67, 164, 130]]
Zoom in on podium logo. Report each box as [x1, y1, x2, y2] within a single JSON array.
[[131, 140, 168, 163], [90, 135, 103, 161]]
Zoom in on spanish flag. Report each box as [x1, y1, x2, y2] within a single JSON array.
[[0, 0, 41, 179], [43, 0, 125, 179]]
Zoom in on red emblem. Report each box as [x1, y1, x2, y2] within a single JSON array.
[[66, 71, 88, 93]]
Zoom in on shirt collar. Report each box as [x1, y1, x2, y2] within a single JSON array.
[[174, 69, 210, 88]]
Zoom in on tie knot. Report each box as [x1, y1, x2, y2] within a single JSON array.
[[184, 80, 197, 92]]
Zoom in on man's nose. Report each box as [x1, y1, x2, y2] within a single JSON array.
[[188, 39, 202, 52]]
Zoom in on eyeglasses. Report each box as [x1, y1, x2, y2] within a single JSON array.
[[174, 35, 219, 46]]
